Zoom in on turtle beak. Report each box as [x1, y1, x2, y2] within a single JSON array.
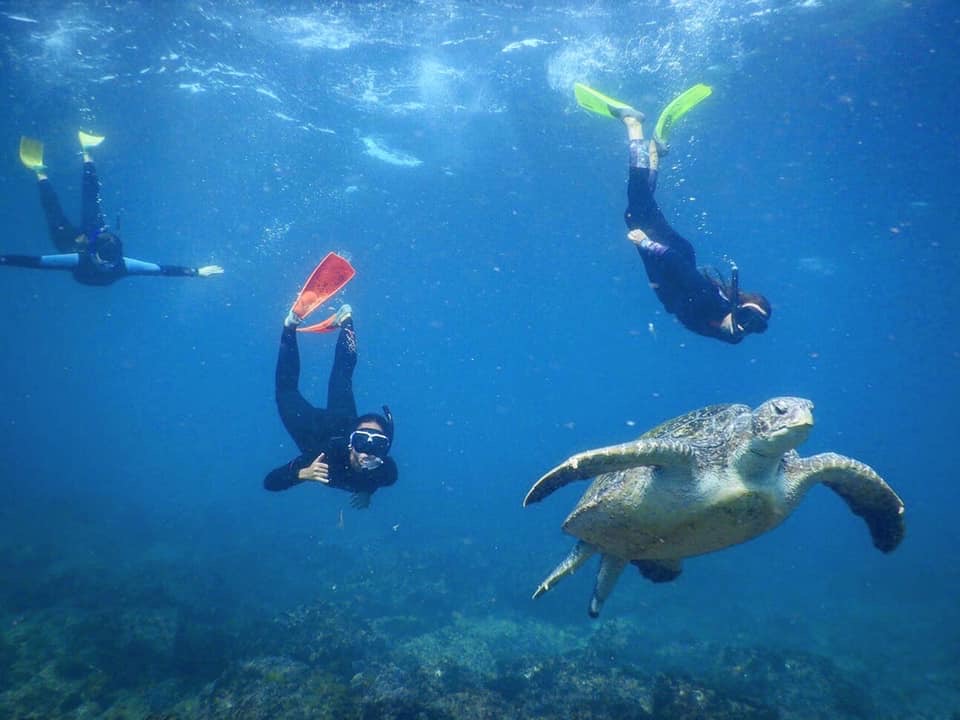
[[791, 399, 814, 433]]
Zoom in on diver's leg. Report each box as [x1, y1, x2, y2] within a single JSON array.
[[37, 180, 80, 253], [621, 110, 667, 232], [622, 115, 696, 261], [81, 156, 106, 235], [327, 317, 358, 418], [275, 325, 317, 452]]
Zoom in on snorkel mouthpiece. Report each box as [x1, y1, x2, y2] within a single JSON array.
[[360, 456, 383, 471]]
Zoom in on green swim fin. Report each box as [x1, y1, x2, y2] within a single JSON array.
[[654, 83, 713, 144], [78, 131, 105, 151], [19, 136, 44, 171], [573, 83, 635, 119]]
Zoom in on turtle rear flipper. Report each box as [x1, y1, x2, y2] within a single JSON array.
[[523, 439, 695, 506], [532, 540, 597, 599], [589, 554, 628, 619], [791, 453, 905, 552]]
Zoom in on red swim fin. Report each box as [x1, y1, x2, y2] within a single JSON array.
[[290, 252, 355, 321], [297, 314, 339, 334]]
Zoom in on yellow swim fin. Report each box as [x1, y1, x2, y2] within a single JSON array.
[[573, 83, 635, 119], [19, 136, 45, 171], [654, 83, 713, 144], [78, 131, 106, 151]]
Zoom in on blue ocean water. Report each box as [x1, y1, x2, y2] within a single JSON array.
[[0, 1, 957, 717]]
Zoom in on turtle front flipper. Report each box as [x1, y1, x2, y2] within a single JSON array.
[[523, 439, 695, 506], [532, 540, 597, 600], [589, 554, 628, 618], [790, 452, 905, 552]]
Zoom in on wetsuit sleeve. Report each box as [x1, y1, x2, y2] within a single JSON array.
[[263, 454, 312, 491], [0, 254, 79, 270], [327, 318, 358, 418], [123, 257, 200, 276]]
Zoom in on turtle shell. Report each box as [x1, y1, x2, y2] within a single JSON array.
[[639, 403, 752, 448]]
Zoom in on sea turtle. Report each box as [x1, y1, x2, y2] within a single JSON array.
[[523, 397, 905, 618]]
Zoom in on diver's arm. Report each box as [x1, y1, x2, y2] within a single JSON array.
[[123, 258, 223, 277], [0, 253, 80, 270], [263, 454, 313, 491]]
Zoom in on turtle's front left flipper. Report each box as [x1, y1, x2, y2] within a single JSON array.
[[523, 439, 694, 506], [790, 452, 905, 552]]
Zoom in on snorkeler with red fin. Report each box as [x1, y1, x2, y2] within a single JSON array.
[[268, 253, 398, 511], [287, 252, 356, 333]]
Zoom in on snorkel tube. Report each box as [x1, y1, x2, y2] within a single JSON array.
[[728, 262, 740, 314]]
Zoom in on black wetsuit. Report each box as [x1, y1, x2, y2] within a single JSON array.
[[264, 320, 398, 495], [624, 151, 741, 344], [0, 161, 203, 284]]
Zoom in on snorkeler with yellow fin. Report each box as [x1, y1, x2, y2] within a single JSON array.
[[288, 252, 357, 333], [573, 82, 772, 344], [574, 82, 713, 148], [3, 132, 223, 284]]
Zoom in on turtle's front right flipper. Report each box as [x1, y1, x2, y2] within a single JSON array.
[[790, 452, 905, 553], [287, 252, 356, 327], [523, 439, 695, 506]]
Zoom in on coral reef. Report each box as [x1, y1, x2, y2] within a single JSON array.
[[0, 527, 954, 719]]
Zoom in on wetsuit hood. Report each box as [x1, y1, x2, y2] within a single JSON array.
[[94, 232, 122, 265], [355, 405, 394, 451], [737, 292, 771, 334]]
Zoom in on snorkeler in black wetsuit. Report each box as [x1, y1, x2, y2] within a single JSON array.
[[0, 134, 223, 284], [615, 108, 771, 343], [264, 304, 398, 510]]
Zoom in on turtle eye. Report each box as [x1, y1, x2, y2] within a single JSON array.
[[773, 401, 788, 415]]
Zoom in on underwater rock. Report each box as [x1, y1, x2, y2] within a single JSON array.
[[352, 662, 449, 720], [262, 601, 386, 673], [0, 631, 16, 692], [652, 673, 778, 720], [196, 655, 357, 720], [711, 646, 875, 720], [490, 653, 653, 719]]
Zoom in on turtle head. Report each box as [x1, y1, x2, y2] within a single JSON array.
[[749, 397, 814, 457]]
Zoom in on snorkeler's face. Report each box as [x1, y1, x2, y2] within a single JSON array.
[[94, 232, 122, 264], [349, 421, 388, 471], [737, 303, 769, 334]]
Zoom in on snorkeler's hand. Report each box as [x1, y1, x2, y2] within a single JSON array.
[[719, 312, 737, 336], [350, 491, 371, 510], [298, 453, 330, 484], [198, 264, 224, 277]]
